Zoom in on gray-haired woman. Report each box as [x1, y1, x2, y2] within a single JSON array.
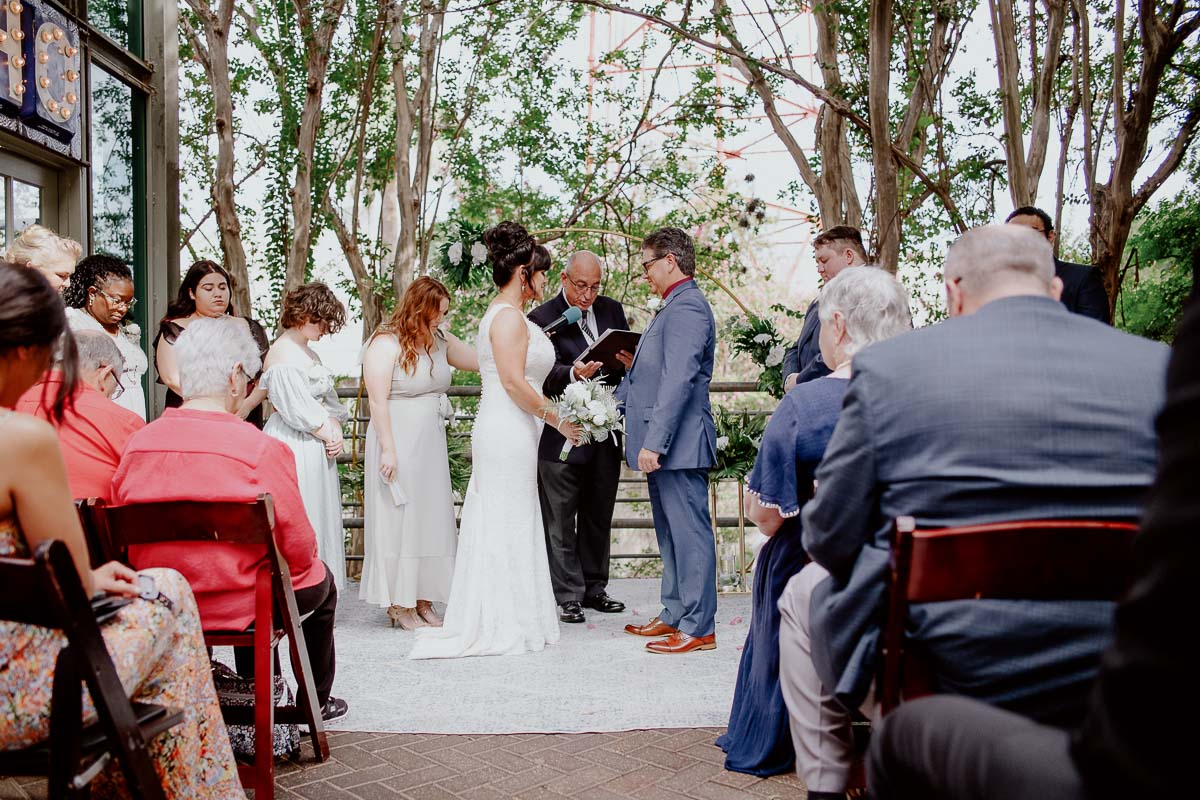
[[112, 315, 348, 724], [718, 266, 913, 777]]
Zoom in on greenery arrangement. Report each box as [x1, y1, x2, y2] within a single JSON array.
[[445, 422, 473, 498], [725, 314, 789, 399], [710, 405, 767, 482], [436, 217, 490, 290]]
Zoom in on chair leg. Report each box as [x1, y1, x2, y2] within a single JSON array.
[[254, 581, 275, 799], [48, 651, 81, 800], [287, 627, 329, 762]]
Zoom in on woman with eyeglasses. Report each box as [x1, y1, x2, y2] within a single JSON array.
[[61, 254, 148, 419]]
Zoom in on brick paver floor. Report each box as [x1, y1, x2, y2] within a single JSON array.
[[0, 728, 812, 799]]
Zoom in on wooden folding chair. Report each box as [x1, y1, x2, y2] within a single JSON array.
[[75, 499, 108, 569], [879, 515, 1139, 714], [89, 494, 330, 800], [0, 539, 184, 799]]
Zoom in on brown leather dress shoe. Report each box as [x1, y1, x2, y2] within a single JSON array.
[[623, 617, 677, 637], [645, 631, 716, 654]]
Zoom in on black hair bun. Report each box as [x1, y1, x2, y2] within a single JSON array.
[[482, 221, 537, 288]]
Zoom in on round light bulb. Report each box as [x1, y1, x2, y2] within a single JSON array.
[[12, 29, 24, 41], [38, 76, 49, 88], [46, 99, 57, 112], [65, 91, 76, 103], [59, 106, 70, 119], [52, 28, 63, 41], [37, 51, 47, 64]]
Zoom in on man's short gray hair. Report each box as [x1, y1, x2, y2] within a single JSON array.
[[73, 330, 124, 375], [818, 266, 913, 357], [945, 225, 1055, 296], [175, 316, 263, 400]]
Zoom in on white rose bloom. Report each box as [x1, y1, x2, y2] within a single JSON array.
[[716, 435, 729, 451], [765, 345, 786, 367], [447, 242, 464, 265], [470, 241, 488, 266], [586, 400, 606, 416], [753, 333, 772, 344], [592, 413, 607, 426]]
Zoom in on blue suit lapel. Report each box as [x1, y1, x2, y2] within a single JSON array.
[[630, 283, 690, 371]]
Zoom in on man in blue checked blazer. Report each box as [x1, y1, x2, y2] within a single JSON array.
[[615, 227, 719, 655]]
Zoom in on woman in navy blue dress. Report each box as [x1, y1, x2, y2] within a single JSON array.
[[717, 266, 914, 776]]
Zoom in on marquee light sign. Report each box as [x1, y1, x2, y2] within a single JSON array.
[[0, 0, 79, 144]]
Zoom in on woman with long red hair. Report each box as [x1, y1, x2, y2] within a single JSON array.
[[360, 277, 478, 630]]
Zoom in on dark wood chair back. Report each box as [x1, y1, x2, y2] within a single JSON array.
[[880, 516, 1139, 714], [75, 499, 109, 569], [0, 539, 180, 799], [88, 494, 329, 799]]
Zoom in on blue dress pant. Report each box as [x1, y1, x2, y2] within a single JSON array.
[[646, 468, 716, 637]]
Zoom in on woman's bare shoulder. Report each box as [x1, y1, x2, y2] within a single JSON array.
[[1, 412, 61, 459]]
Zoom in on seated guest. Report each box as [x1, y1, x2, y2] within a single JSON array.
[[1005, 206, 1110, 323], [867, 281, 1199, 800], [3, 223, 83, 292], [778, 225, 1169, 800], [112, 316, 348, 723], [0, 261, 244, 797], [17, 330, 144, 501], [717, 267, 912, 777]]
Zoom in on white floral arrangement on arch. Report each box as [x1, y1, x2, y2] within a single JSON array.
[[437, 218, 489, 289], [550, 378, 623, 460]]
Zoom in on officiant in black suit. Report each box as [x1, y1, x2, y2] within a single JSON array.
[[529, 250, 630, 624]]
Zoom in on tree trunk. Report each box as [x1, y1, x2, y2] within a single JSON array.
[[868, 0, 900, 270], [184, 0, 252, 316], [1087, 0, 1200, 313], [284, 0, 348, 295]]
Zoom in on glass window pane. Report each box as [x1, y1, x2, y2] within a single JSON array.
[[90, 65, 134, 264], [89, 0, 142, 56], [12, 180, 42, 231]]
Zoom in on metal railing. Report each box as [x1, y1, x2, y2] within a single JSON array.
[[334, 382, 772, 592]]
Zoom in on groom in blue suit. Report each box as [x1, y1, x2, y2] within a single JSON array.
[[616, 227, 719, 654]]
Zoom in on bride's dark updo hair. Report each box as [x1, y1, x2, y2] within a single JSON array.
[[482, 220, 541, 289]]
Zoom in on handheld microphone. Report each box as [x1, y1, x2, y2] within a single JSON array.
[[542, 305, 583, 335]]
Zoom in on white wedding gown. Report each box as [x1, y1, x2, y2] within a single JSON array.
[[409, 303, 561, 659]]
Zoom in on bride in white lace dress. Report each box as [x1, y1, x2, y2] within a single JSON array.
[[410, 223, 581, 660]]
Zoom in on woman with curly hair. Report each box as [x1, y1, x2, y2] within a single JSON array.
[[360, 277, 478, 630], [62, 254, 148, 418], [248, 283, 352, 590]]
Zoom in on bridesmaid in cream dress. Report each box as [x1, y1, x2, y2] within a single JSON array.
[[360, 277, 478, 631], [243, 283, 350, 589]]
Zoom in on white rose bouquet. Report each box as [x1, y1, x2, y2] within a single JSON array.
[[551, 378, 622, 461]]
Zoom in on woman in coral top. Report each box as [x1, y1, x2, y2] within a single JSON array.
[[112, 315, 348, 723]]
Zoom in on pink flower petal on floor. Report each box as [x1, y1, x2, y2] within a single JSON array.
[[736, 645, 744, 651], [728, 615, 744, 625], [586, 623, 596, 630]]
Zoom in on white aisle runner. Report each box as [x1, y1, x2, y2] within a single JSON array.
[[222, 578, 753, 735]]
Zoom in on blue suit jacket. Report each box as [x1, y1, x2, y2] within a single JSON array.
[[781, 299, 832, 386], [616, 280, 717, 471], [800, 296, 1169, 715]]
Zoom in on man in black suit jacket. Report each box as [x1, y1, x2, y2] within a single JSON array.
[[780, 226, 868, 392], [1006, 206, 1111, 323], [528, 251, 629, 624], [867, 278, 1197, 800]]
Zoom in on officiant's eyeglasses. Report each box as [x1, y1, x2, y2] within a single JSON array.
[[564, 275, 602, 295]]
